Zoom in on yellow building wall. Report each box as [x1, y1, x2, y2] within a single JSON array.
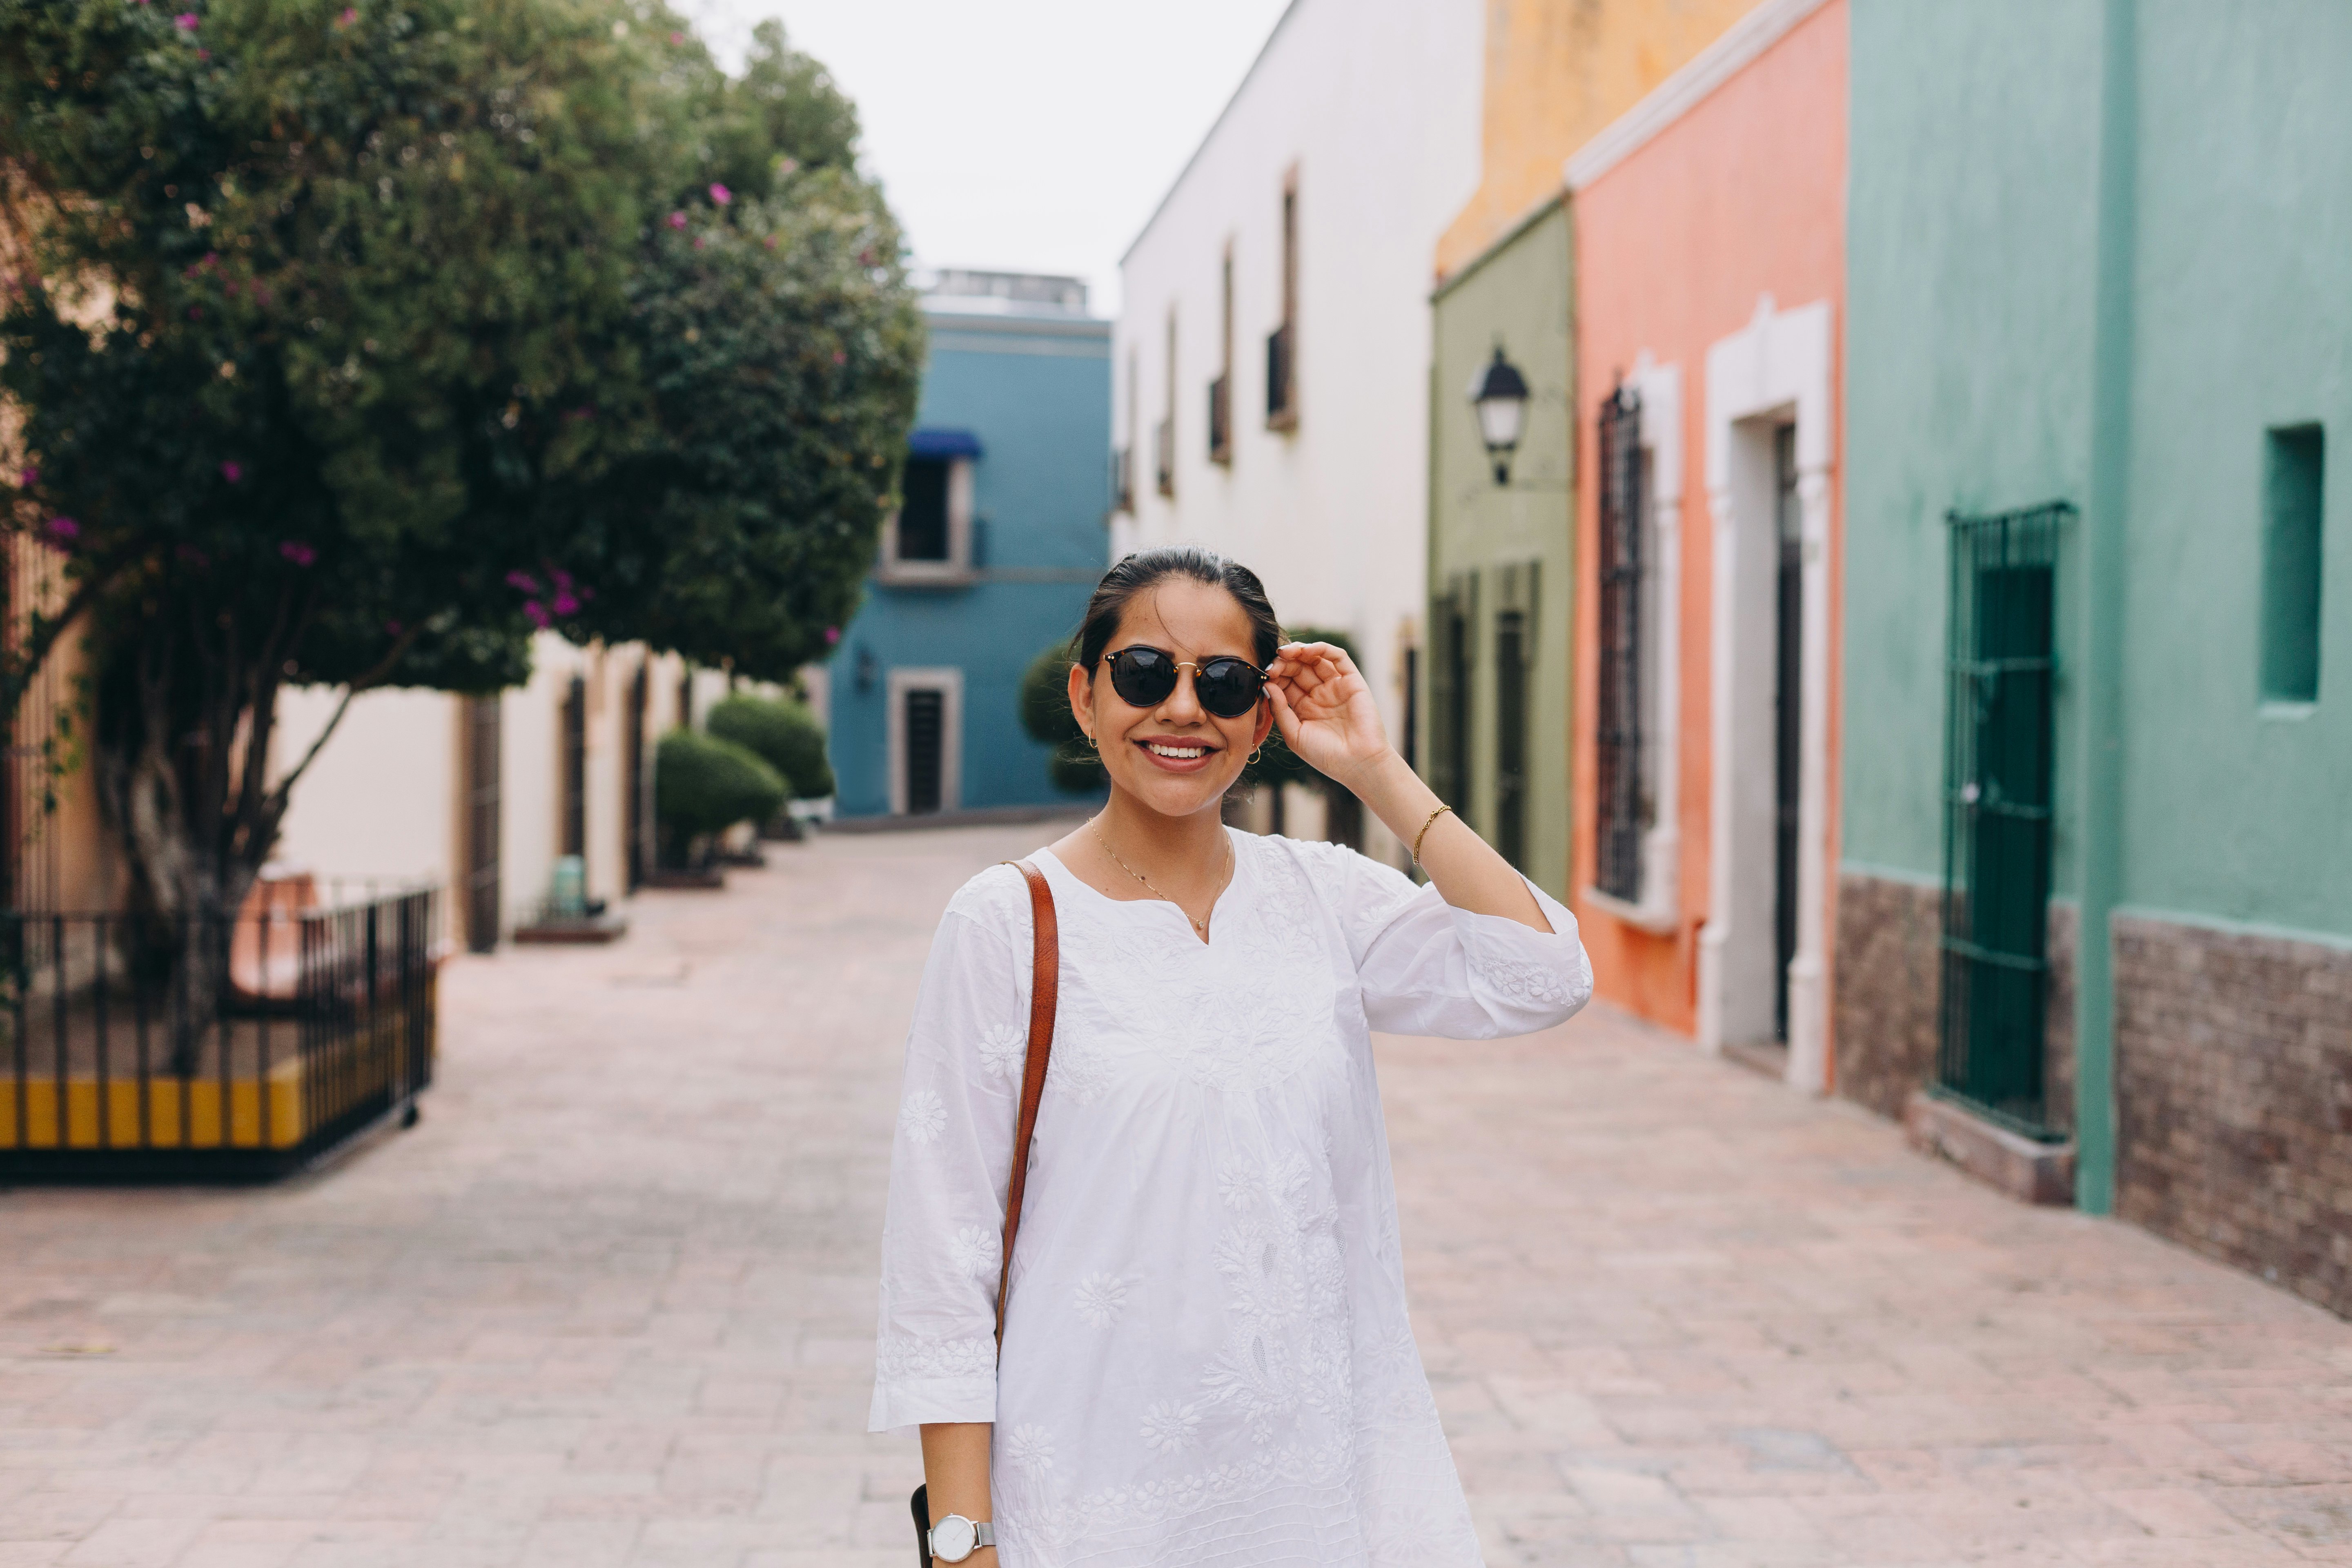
[[1434, 0, 1771, 280]]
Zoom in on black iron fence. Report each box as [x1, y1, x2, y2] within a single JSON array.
[[0, 886, 439, 1180]]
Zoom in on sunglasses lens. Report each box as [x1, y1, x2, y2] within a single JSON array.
[[1108, 648, 1177, 708], [1195, 659, 1266, 718]]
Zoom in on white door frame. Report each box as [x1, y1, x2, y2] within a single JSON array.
[[886, 666, 963, 817], [1697, 294, 1833, 1094]]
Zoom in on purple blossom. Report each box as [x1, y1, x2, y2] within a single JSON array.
[[668, 211, 687, 230], [708, 183, 731, 207], [504, 570, 539, 593], [175, 12, 198, 31], [522, 600, 550, 630], [43, 517, 79, 547], [824, 625, 841, 646], [340, 6, 356, 21], [279, 540, 316, 566], [17, 467, 35, 487], [692, 236, 705, 250], [550, 568, 574, 590], [551, 591, 579, 616], [219, 460, 243, 483]]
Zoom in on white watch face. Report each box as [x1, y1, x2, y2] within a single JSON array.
[[931, 1513, 978, 1562]]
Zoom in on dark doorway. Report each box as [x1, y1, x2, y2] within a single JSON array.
[[625, 660, 648, 893], [1939, 503, 2065, 1134], [1493, 606, 1528, 871], [898, 459, 951, 562], [463, 696, 502, 952], [1771, 425, 1803, 1042], [903, 688, 945, 815], [560, 675, 587, 860]]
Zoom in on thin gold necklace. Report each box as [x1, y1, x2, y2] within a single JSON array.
[[1090, 820, 1231, 940]]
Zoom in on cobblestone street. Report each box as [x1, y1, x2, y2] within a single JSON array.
[[3, 822, 2348, 1567]]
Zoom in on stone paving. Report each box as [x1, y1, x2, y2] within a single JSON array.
[[2, 820, 2348, 1567]]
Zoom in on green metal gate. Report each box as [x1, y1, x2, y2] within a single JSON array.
[[1938, 502, 2070, 1137]]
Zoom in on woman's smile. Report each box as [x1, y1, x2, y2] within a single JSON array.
[[1136, 735, 1220, 772]]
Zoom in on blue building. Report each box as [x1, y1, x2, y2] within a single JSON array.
[[826, 271, 1111, 819]]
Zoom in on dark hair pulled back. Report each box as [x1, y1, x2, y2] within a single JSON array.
[[1074, 546, 1283, 673]]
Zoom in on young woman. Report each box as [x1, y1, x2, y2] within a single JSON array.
[[871, 547, 1592, 1567]]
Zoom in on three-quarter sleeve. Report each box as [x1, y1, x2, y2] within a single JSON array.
[[869, 871, 1031, 1437], [1296, 839, 1594, 1040]]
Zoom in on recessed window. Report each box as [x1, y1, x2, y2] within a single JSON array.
[[882, 432, 979, 583], [897, 459, 950, 562], [2261, 424, 2324, 704]]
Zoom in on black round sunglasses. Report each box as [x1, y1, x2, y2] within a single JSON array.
[[1100, 644, 1269, 718]]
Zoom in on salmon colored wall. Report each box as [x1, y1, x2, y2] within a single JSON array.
[[1569, 0, 1846, 1041], [1435, 0, 1770, 281]]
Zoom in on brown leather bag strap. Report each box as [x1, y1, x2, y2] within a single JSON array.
[[993, 860, 1058, 1354]]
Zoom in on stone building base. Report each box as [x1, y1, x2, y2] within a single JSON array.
[[2114, 913, 2352, 1319], [1832, 872, 2076, 1133]]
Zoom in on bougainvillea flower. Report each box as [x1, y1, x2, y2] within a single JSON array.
[[220, 461, 243, 482], [175, 13, 198, 30], [341, 6, 357, 21], [279, 541, 316, 566], [668, 211, 687, 230], [709, 183, 731, 206], [552, 591, 580, 616], [505, 570, 539, 593], [523, 600, 550, 630], [824, 625, 842, 646], [17, 467, 34, 487], [44, 517, 79, 545]]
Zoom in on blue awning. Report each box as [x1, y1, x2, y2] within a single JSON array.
[[909, 427, 983, 460]]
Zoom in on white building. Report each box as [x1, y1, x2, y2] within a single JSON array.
[[1110, 0, 1485, 859]]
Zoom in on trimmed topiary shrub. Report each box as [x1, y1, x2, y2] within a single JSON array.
[[655, 729, 788, 843], [707, 693, 835, 800], [1020, 640, 1105, 794]]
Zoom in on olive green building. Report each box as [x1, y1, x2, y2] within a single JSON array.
[[1423, 198, 1573, 900]]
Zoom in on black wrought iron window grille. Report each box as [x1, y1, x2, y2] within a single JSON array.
[[1593, 383, 1646, 902], [1936, 500, 2071, 1140]]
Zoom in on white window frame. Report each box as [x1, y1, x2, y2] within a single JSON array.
[[878, 457, 976, 585], [886, 666, 962, 817]]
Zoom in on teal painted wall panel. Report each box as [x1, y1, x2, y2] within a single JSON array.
[[1842, 0, 2107, 891], [2117, 0, 2352, 933]]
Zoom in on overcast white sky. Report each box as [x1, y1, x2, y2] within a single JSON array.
[[676, 0, 1295, 318]]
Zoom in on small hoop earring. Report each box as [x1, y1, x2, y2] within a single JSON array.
[[1248, 746, 1263, 764], [1082, 734, 1099, 751]]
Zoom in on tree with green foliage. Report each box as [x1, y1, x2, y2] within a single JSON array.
[[0, 0, 919, 947], [653, 728, 783, 858], [1019, 639, 1107, 795], [706, 691, 833, 800]]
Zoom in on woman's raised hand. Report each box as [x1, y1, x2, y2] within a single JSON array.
[[1265, 642, 1392, 788]]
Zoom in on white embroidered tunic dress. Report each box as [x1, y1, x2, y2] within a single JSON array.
[[870, 830, 1593, 1567]]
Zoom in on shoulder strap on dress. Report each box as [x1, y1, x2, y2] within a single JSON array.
[[993, 859, 1058, 1354]]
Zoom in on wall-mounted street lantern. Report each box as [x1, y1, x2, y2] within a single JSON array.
[[1469, 344, 1530, 486]]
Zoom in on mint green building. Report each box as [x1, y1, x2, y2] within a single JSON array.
[[1839, 0, 2350, 1314], [1424, 198, 1574, 900]]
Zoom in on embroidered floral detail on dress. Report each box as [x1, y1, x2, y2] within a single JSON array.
[[976, 1022, 1025, 1082], [1138, 1399, 1201, 1454], [875, 1332, 993, 1381], [1072, 1272, 1133, 1327], [898, 1088, 948, 1145], [947, 1224, 1000, 1281], [1476, 955, 1578, 1008], [1005, 1423, 1056, 1472]]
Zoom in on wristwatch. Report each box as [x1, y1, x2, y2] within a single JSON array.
[[928, 1513, 995, 1563]]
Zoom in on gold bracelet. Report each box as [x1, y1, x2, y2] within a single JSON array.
[[1411, 804, 1454, 865]]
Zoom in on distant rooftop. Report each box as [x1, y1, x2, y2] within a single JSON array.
[[918, 268, 1092, 319]]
